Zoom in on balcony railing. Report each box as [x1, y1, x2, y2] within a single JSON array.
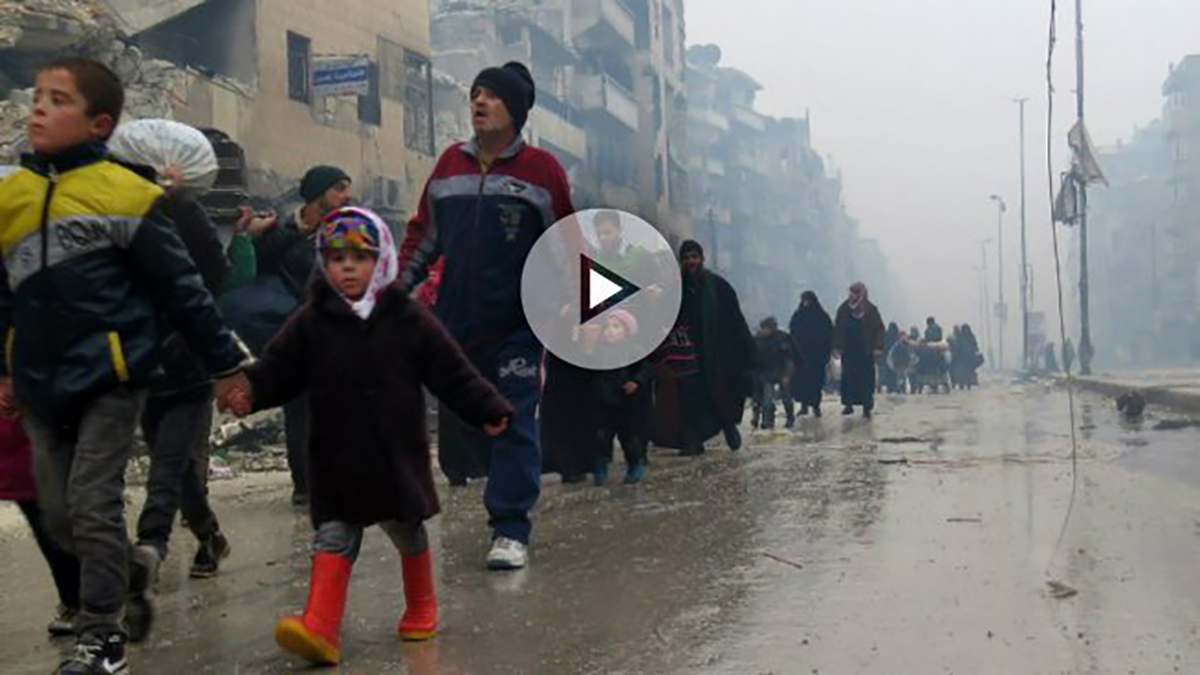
[[572, 0, 636, 48], [577, 74, 639, 131], [731, 104, 767, 132], [531, 97, 587, 161]]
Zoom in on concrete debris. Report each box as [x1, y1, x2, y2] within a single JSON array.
[[1046, 580, 1079, 600], [0, 3, 193, 161], [0, 0, 113, 50]]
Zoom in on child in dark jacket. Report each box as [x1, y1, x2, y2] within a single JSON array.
[[590, 310, 652, 485], [222, 207, 512, 666]]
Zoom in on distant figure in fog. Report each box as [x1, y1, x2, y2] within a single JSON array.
[[880, 322, 902, 394], [1043, 342, 1060, 373], [887, 330, 915, 394], [833, 283, 886, 418], [925, 316, 944, 343], [789, 291, 834, 417], [951, 324, 982, 389], [752, 317, 795, 430], [1062, 338, 1076, 375]]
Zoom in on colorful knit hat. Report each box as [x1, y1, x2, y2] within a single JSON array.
[[318, 207, 383, 254]]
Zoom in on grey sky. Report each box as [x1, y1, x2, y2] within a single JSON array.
[[685, 0, 1199, 356]]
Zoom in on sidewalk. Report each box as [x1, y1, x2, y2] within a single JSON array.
[[1062, 368, 1200, 414]]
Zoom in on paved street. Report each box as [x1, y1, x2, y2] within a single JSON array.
[[3, 382, 1200, 674]]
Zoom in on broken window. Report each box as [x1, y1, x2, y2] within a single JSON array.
[[287, 31, 312, 103], [133, 0, 258, 84], [403, 50, 435, 156], [358, 62, 382, 126]]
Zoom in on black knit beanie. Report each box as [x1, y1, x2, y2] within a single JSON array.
[[300, 165, 351, 203], [472, 61, 536, 133], [679, 240, 705, 260]]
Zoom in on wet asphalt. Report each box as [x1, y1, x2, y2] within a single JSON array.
[[2, 379, 1199, 674]]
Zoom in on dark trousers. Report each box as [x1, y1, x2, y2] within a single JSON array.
[[283, 394, 310, 496], [678, 375, 720, 451], [466, 330, 542, 545], [755, 378, 794, 427], [17, 499, 81, 609], [595, 402, 648, 467], [25, 386, 146, 636], [136, 389, 219, 558]]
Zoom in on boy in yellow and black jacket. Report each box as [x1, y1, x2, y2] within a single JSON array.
[[0, 57, 247, 675]]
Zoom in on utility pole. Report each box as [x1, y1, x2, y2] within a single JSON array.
[[1015, 97, 1030, 372], [1075, 0, 1095, 375], [989, 195, 1007, 370]]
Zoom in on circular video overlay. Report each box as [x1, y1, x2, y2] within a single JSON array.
[[521, 209, 682, 370]]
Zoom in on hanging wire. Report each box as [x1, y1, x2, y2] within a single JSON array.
[[1043, 0, 1082, 579]]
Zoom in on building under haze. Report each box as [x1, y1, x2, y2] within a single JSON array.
[[685, 43, 888, 322], [1088, 54, 1200, 367]]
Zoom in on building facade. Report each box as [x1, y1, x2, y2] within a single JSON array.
[[0, 0, 438, 222], [430, 0, 692, 240], [685, 44, 886, 322], [1085, 54, 1200, 366]]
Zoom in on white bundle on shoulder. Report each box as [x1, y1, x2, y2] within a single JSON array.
[[108, 119, 218, 194]]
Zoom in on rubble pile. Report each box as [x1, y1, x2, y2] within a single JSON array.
[[0, 0, 110, 49], [0, 1, 191, 161]]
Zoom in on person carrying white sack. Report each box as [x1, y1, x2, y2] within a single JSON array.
[[106, 120, 241, 634]]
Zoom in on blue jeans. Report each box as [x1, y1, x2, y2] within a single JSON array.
[[466, 330, 543, 544]]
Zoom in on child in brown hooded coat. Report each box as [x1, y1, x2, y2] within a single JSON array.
[[222, 206, 511, 665]]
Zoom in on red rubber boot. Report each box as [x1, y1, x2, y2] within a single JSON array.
[[275, 553, 352, 665], [398, 550, 439, 641]]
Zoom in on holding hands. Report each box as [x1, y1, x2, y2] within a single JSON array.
[[236, 205, 279, 236], [0, 377, 18, 419], [215, 372, 254, 417], [483, 416, 510, 437]]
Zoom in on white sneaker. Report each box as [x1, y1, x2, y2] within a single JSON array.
[[486, 537, 528, 570]]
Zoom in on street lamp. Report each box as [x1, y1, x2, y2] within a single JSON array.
[[978, 239, 995, 369], [1014, 97, 1030, 372], [988, 195, 1007, 371]]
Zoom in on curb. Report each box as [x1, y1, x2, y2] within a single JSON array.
[[1065, 376, 1200, 415]]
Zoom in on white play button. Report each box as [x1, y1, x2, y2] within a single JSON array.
[[521, 209, 682, 370], [590, 268, 623, 310]]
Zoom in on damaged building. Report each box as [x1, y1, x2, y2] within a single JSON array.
[[686, 44, 890, 321], [431, 0, 692, 241], [0, 0, 438, 222], [1087, 54, 1200, 366]]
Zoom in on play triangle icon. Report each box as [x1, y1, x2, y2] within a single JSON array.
[[580, 254, 640, 324]]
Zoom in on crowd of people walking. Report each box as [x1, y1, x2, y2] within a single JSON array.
[[0, 54, 988, 675]]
